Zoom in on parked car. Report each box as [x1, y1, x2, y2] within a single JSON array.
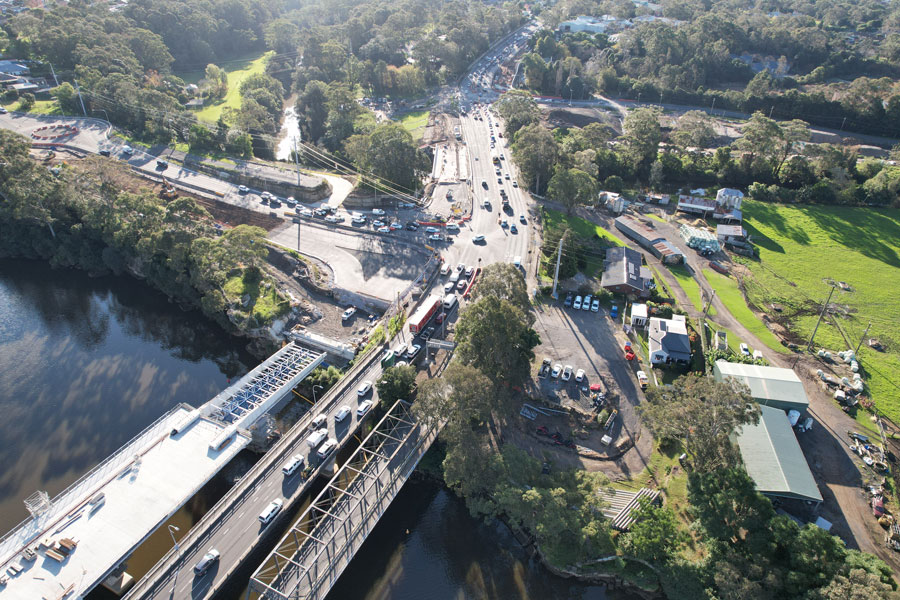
[[457, 279, 467, 291], [510, 224, 518, 234], [428, 233, 443, 241], [636, 370, 649, 390], [561, 365, 573, 381], [425, 226, 440, 234], [753, 350, 763, 360], [610, 305, 619, 319], [582, 295, 592, 311], [258, 498, 284, 524], [335, 405, 351, 422], [122, 145, 134, 155], [390, 222, 402, 231], [406, 222, 419, 231], [573, 296, 583, 310], [194, 549, 220, 576], [591, 299, 600, 312], [373, 220, 386, 228], [377, 226, 390, 233], [564, 292, 573, 307], [342, 307, 356, 321], [357, 399, 373, 416], [465, 267, 475, 278], [357, 380, 373, 396], [519, 215, 526, 224], [372, 208, 385, 215], [739, 343, 751, 357], [575, 368, 585, 382], [473, 234, 485, 243], [551, 363, 562, 378]]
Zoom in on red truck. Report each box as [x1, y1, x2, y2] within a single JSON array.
[[408, 295, 441, 334]]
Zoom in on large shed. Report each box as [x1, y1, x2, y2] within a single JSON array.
[[735, 405, 822, 504], [713, 360, 809, 414]]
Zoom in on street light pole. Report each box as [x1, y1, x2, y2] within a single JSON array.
[[312, 385, 324, 404], [167, 525, 180, 550]]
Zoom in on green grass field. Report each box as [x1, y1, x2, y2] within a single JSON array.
[[1, 98, 62, 115], [542, 208, 626, 246], [181, 52, 272, 124], [740, 201, 900, 419], [394, 110, 429, 142], [702, 268, 788, 354], [667, 264, 710, 315]]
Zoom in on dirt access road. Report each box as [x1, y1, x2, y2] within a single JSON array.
[[573, 206, 900, 571]]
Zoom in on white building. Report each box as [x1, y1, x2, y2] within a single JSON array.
[[716, 188, 744, 210], [630, 303, 648, 327], [559, 15, 626, 34]]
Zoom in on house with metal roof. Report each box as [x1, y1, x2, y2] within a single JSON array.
[[600, 246, 652, 297], [648, 315, 691, 365], [735, 404, 822, 504], [713, 360, 809, 414]]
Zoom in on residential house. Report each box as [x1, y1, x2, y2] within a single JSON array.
[[630, 303, 648, 327], [0, 59, 29, 76], [715, 188, 744, 210], [648, 315, 692, 365], [600, 246, 652, 297]]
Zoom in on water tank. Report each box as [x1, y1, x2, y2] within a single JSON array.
[[787, 410, 801, 427]]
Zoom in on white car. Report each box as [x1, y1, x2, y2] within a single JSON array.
[[342, 307, 356, 321], [636, 370, 649, 390], [335, 405, 351, 422], [351, 216, 367, 224], [282, 454, 304, 476], [372, 208, 385, 216], [591, 299, 600, 312], [473, 234, 485, 243], [739, 343, 751, 356], [753, 350, 763, 360], [378, 226, 390, 233], [575, 368, 585, 382], [238, 185, 249, 194], [122, 145, 134, 155], [357, 380, 373, 396], [428, 234, 443, 241], [551, 363, 562, 378], [317, 438, 338, 459], [425, 226, 440, 234], [298, 207, 313, 217], [582, 295, 592, 311], [310, 414, 327, 430], [258, 498, 284, 524], [325, 214, 344, 223], [444, 281, 455, 294], [573, 296, 583, 310], [357, 399, 373, 416], [562, 365, 573, 381], [406, 344, 421, 360]]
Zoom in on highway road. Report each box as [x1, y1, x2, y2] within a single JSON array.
[[128, 349, 396, 600]]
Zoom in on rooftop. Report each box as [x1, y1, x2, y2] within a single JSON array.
[[600, 246, 647, 291], [713, 360, 809, 410], [736, 404, 822, 503], [648, 316, 691, 359]]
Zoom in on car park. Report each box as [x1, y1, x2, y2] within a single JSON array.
[[317, 438, 337, 459], [551, 363, 562, 378], [307, 429, 327, 448], [357, 380, 373, 396], [335, 405, 351, 422], [357, 400, 373, 416], [194, 549, 220, 576], [258, 498, 284, 524], [282, 454, 304, 476], [562, 365, 573, 381], [575, 368, 585, 382]]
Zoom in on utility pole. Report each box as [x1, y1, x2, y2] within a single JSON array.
[[293, 138, 301, 186], [807, 284, 836, 351], [703, 289, 716, 317], [73, 79, 87, 117], [855, 321, 872, 355], [551, 232, 566, 300], [48, 63, 59, 87]]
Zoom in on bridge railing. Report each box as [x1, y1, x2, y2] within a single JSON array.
[[125, 340, 385, 599]]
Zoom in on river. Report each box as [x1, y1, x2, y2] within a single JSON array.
[[0, 259, 632, 600]]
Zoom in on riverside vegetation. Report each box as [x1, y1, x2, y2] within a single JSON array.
[[0, 129, 289, 341]]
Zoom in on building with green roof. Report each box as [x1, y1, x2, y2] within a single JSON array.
[[713, 360, 809, 415], [735, 405, 822, 505]]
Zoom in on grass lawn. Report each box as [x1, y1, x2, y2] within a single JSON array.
[[2, 98, 62, 115], [647, 213, 667, 224], [702, 267, 788, 354], [667, 264, 710, 315], [182, 52, 272, 124], [394, 110, 429, 142], [224, 270, 291, 323], [740, 200, 900, 420], [542, 207, 627, 246]]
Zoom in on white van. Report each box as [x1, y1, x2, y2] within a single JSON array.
[[282, 455, 304, 476], [449, 270, 461, 284], [440, 263, 451, 276], [443, 294, 458, 311], [258, 498, 283, 524], [307, 429, 327, 448]]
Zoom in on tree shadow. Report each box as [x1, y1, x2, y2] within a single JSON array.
[[745, 202, 810, 247], [802, 206, 900, 269]]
